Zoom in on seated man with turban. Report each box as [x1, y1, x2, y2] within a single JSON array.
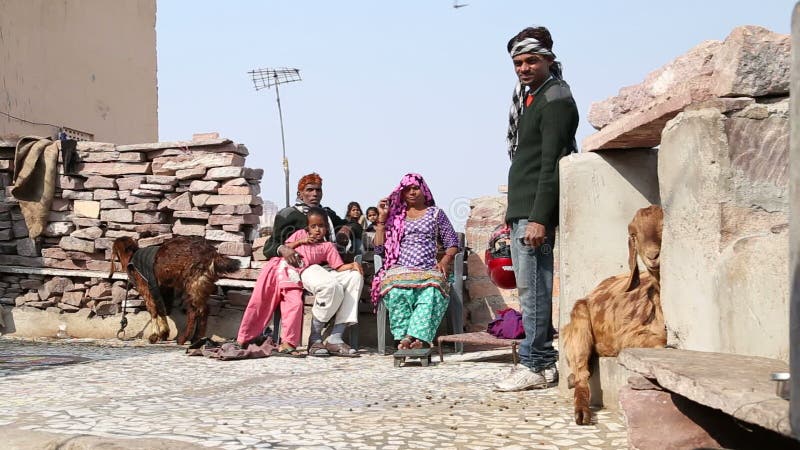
[[241, 173, 363, 356]]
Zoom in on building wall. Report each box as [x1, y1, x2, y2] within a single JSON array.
[[0, 0, 157, 143]]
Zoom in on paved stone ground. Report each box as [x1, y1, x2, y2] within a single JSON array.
[[0, 337, 628, 449]]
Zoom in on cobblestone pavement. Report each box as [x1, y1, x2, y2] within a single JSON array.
[[0, 338, 628, 449]]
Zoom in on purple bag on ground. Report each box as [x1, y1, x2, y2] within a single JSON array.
[[487, 308, 525, 339]]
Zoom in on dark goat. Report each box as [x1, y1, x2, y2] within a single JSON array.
[[109, 235, 240, 345]]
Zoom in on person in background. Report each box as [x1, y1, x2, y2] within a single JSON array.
[[365, 206, 379, 232], [341, 201, 366, 255], [494, 26, 578, 392]]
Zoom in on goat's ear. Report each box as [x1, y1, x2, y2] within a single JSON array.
[[624, 235, 640, 292]]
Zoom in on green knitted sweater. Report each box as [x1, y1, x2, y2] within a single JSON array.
[[506, 78, 579, 227]]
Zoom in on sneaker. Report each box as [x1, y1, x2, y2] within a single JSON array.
[[493, 367, 548, 392], [543, 365, 559, 385]]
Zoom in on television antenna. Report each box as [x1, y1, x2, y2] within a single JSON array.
[[248, 67, 302, 207]]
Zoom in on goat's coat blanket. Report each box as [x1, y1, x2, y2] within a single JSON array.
[[11, 136, 60, 239]]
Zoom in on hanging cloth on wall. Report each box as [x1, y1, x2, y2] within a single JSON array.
[[11, 136, 60, 240]]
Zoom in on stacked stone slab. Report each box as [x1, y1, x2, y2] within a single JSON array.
[[462, 195, 561, 332], [0, 136, 264, 321], [566, 24, 790, 357], [557, 25, 791, 416], [583, 25, 789, 151]]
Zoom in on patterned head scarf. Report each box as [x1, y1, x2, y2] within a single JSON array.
[[370, 173, 436, 305], [506, 37, 562, 161]]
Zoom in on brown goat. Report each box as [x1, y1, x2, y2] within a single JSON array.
[[561, 205, 666, 425], [109, 235, 241, 345]]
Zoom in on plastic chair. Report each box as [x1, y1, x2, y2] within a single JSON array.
[[374, 233, 466, 355]]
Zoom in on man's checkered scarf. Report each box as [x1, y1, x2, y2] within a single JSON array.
[[506, 37, 562, 160]]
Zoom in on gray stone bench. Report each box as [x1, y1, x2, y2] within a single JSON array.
[[617, 348, 797, 449]]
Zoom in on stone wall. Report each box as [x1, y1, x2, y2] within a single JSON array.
[[554, 24, 791, 409], [463, 196, 518, 331], [0, 136, 265, 338], [659, 100, 790, 361], [463, 195, 561, 332]]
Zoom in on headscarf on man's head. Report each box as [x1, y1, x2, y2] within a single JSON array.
[[370, 173, 436, 305], [506, 37, 563, 161]]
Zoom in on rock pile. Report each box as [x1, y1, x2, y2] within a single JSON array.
[[0, 135, 266, 316], [583, 25, 790, 151]]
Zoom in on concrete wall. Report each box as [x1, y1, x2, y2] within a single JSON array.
[[557, 149, 660, 401], [659, 102, 790, 361], [0, 0, 157, 143]]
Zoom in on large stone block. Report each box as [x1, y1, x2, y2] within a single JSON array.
[[151, 152, 244, 175], [217, 242, 253, 256], [58, 236, 94, 253], [205, 166, 245, 180], [619, 348, 791, 437], [588, 40, 720, 131], [100, 209, 133, 223], [620, 387, 721, 450], [115, 176, 145, 190], [205, 229, 245, 242], [38, 277, 74, 300], [76, 162, 151, 176], [189, 180, 219, 192], [84, 176, 117, 189], [584, 26, 789, 151], [204, 195, 261, 206], [659, 102, 789, 361]]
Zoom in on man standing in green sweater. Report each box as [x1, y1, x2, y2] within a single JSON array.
[[494, 26, 578, 392]]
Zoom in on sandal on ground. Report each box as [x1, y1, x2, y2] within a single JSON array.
[[307, 340, 330, 357], [278, 342, 296, 353], [274, 343, 305, 358], [324, 342, 360, 357]]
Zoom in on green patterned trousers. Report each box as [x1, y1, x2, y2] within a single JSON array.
[[383, 286, 448, 344]]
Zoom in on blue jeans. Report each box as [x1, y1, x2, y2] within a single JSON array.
[[510, 219, 558, 371]]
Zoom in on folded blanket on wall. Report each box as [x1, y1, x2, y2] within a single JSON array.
[[11, 136, 60, 240]]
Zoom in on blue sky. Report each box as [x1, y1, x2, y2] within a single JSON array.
[[156, 1, 793, 230]]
